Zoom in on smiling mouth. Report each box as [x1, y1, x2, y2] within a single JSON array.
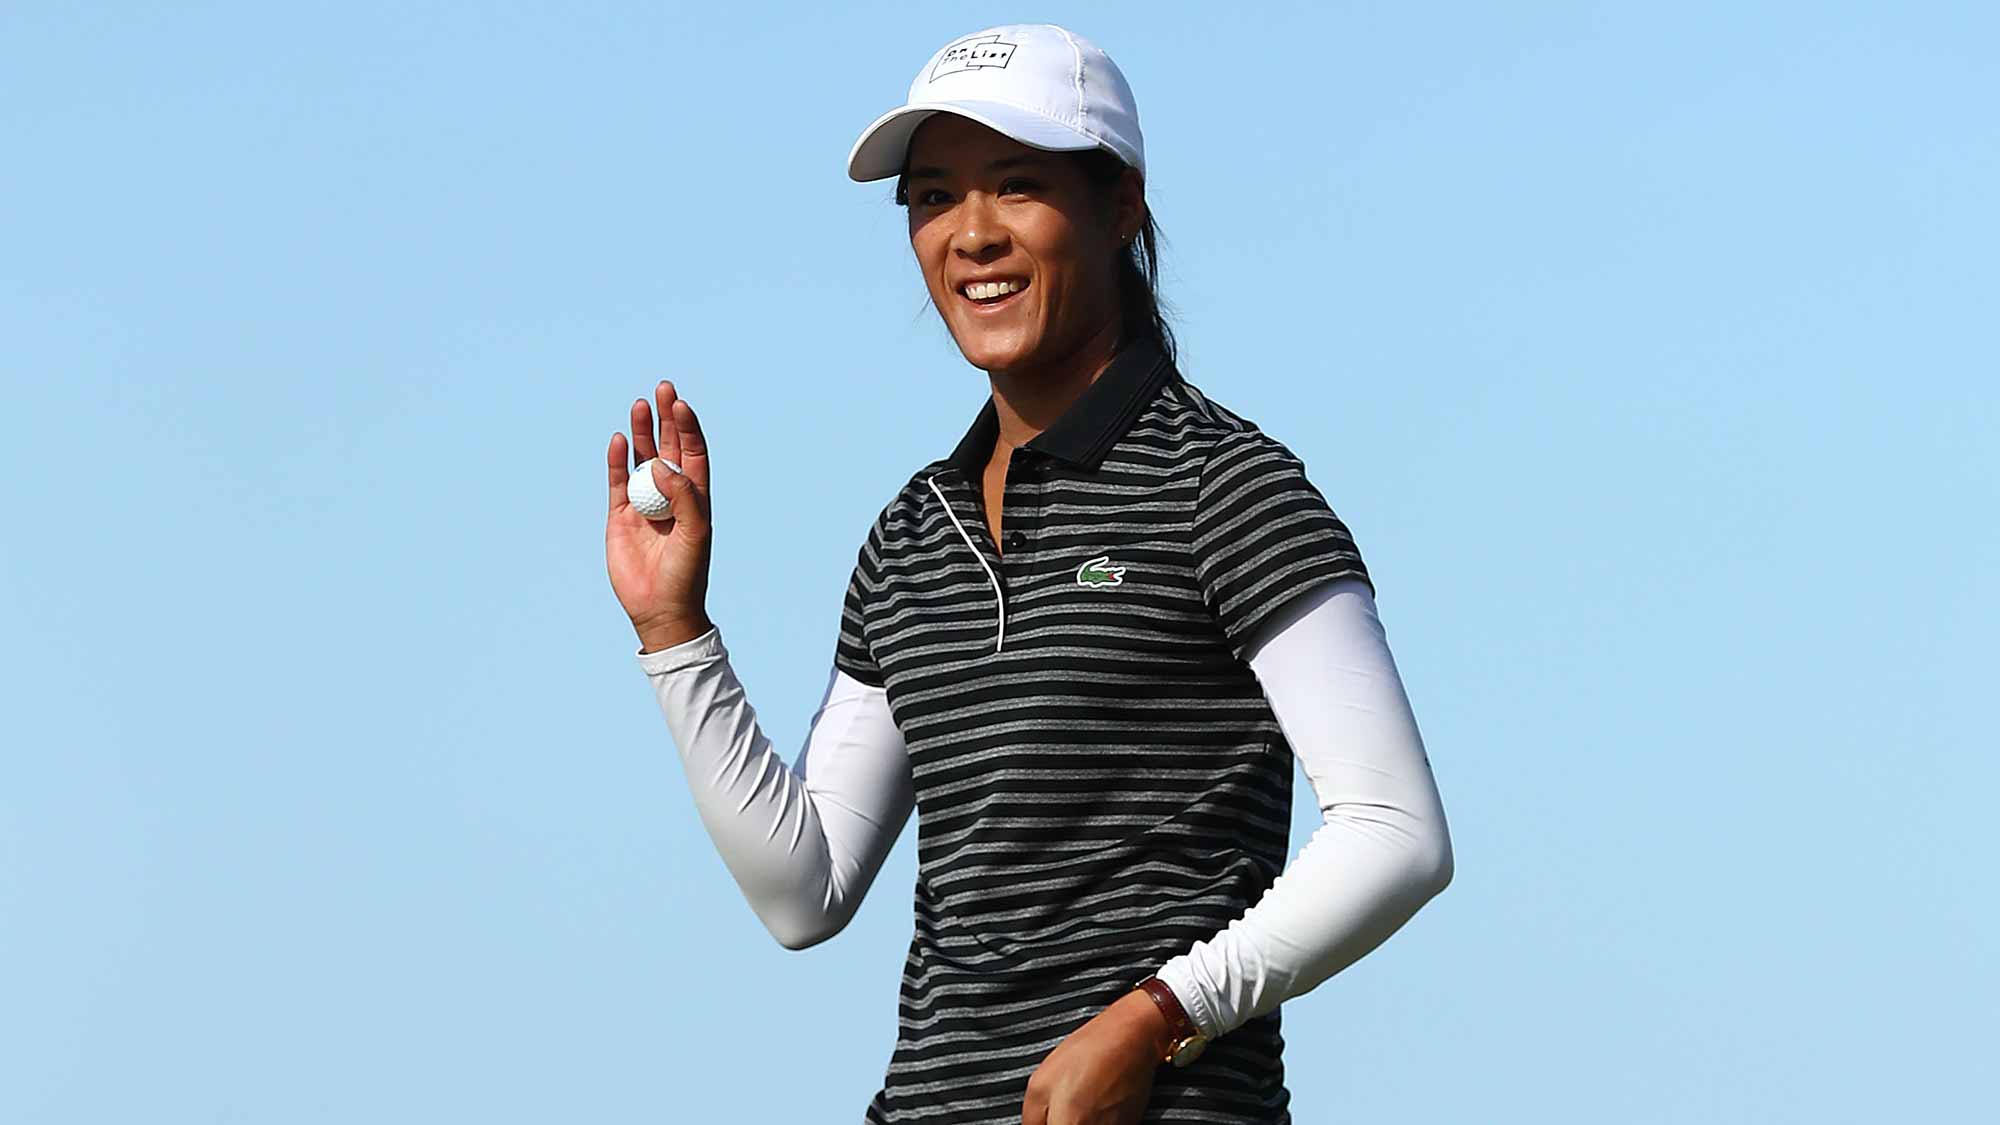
[[959, 278, 1029, 309]]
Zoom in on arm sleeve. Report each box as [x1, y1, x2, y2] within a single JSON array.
[[1150, 576, 1454, 1040], [637, 626, 914, 950], [1191, 429, 1374, 659]]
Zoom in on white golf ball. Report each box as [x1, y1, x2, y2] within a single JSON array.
[[627, 457, 681, 521]]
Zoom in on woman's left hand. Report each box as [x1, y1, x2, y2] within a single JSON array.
[[1021, 989, 1171, 1124]]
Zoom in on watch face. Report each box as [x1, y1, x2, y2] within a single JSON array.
[[1169, 1035, 1209, 1067]]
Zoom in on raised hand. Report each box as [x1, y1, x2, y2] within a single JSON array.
[[606, 379, 715, 651]]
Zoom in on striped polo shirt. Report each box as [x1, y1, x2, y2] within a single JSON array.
[[841, 335, 1373, 1124]]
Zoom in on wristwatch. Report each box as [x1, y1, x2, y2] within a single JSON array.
[[1134, 975, 1209, 1068]]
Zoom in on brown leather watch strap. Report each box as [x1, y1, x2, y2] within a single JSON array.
[[1135, 976, 1200, 1058]]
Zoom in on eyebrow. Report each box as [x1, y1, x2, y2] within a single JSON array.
[[904, 153, 1053, 182]]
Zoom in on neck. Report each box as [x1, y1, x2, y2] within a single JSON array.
[[985, 318, 1125, 460]]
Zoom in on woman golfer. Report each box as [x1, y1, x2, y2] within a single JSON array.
[[604, 23, 1453, 1125]]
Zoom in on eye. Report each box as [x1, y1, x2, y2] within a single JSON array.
[[1000, 177, 1039, 196], [915, 187, 952, 206]]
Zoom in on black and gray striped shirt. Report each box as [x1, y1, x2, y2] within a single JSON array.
[[843, 335, 1372, 1124]]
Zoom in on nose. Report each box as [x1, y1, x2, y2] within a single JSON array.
[[950, 191, 1008, 261]]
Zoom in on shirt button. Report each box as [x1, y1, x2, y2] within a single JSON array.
[[1007, 531, 1026, 551]]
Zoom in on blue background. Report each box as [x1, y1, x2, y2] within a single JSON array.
[[2, 2, 1992, 1121]]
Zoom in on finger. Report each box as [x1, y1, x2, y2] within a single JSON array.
[[655, 379, 684, 468], [672, 397, 711, 494], [607, 432, 631, 514], [630, 396, 659, 467], [652, 456, 709, 533]]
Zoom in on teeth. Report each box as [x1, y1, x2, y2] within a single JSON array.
[[962, 279, 1025, 301]]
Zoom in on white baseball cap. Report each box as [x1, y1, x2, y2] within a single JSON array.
[[846, 23, 1145, 183]]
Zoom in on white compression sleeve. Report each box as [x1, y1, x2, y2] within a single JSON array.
[[636, 626, 915, 950], [1151, 576, 1455, 1040]]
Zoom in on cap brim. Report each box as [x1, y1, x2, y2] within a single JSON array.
[[846, 99, 1103, 182]]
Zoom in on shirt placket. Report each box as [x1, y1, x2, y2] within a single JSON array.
[[999, 447, 1044, 586]]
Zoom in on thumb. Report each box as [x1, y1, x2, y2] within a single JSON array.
[[651, 457, 710, 530]]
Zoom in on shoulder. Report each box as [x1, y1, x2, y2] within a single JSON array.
[[1166, 380, 1377, 618], [1148, 376, 1316, 495], [852, 458, 956, 553], [1151, 373, 1263, 447]]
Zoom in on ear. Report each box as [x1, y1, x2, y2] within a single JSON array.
[[1114, 167, 1146, 244]]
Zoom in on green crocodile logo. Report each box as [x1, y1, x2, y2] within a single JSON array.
[[1075, 555, 1126, 588]]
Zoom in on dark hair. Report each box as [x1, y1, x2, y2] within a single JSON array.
[[894, 146, 1178, 370]]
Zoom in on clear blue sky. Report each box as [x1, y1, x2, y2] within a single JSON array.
[[2, 2, 1992, 1121]]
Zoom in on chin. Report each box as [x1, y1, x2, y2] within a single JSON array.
[[950, 325, 1045, 374]]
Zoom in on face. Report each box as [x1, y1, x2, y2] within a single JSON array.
[[903, 114, 1143, 376]]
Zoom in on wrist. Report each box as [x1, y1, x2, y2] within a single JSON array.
[[1113, 987, 1176, 1061], [1132, 975, 1209, 1068], [634, 611, 714, 653]]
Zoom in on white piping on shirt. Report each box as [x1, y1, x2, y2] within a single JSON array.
[[926, 474, 1005, 653]]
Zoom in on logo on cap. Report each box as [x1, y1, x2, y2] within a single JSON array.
[[931, 34, 1017, 80]]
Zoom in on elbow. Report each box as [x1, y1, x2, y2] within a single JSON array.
[[737, 843, 869, 951], [1414, 823, 1454, 900], [770, 917, 837, 951], [1369, 805, 1451, 905], [774, 926, 833, 952], [763, 901, 852, 952]]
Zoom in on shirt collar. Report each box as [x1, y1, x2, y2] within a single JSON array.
[[944, 335, 1175, 480]]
